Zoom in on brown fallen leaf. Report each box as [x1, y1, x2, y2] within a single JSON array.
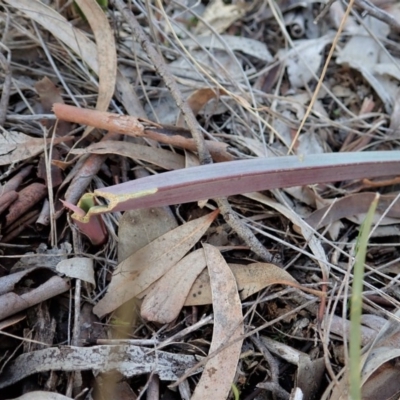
[[191, 244, 243, 400], [74, 0, 117, 138], [185, 262, 299, 306], [176, 88, 226, 127], [93, 210, 219, 317], [118, 203, 178, 262], [110, 202, 179, 344], [35, 77, 71, 137], [326, 310, 400, 400], [194, 0, 248, 35], [305, 192, 400, 229], [70, 141, 185, 171], [141, 249, 207, 324], [0, 132, 71, 167]]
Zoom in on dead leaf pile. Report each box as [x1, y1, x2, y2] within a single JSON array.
[[2, 0, 400, 398]]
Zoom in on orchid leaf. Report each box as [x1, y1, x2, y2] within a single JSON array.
[[71, 151, 400, 223]]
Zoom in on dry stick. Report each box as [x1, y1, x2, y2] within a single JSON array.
[[355, 0, 400, 31], [0, 49, 12, 127], [113, 0, 274, 262], [314, 0, 337, 24], [66, 223, 83, 397], [217, 198, 274, 262], [251, 336, 289, 399]]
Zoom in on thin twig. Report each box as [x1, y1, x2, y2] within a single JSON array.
[[217, 198, 274, 262], [314, 0, 337, 24], [354, 0, 400, 31], [251, 336, 288, 399], [0, 46, 12, 127]]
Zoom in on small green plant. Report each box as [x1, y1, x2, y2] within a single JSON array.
[[349, 193, 379, 400], [231, 383, 240, 400]]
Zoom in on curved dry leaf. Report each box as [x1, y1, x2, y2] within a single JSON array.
[[35, 77, 72, 137], [182, 35, 273, 62], [74, 0, 117, 136], [0, 132, 68, 166], [363, 364, 400, 400], [330, 349, 400, 400], [305, 193, 400, 229], [56, 257, 95, 286], [362, 309, 400, 362], [191, 244, 243, 400], [71, 141, 185, 170], [10, 392, 73, 400], [93, 210, 219, 317], [185, 262, 298, 306], [195, 0, 248, 35], [118, 207, 178, 262], [324, 314, 378, 347], [177, 88, 227, 127], [362, 347, 400, 384], [329, 310, 400, 400], [141, 249, 207, 324]]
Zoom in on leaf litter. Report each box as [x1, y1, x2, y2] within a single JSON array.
[[2, 0, 400, 398]]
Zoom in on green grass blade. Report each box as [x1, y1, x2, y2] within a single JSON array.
[[349, 193, 380, 400]]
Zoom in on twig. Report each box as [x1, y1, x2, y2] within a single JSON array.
[[354, 0, 400, 31], [66, 224, 83, 397], [314, 0, 337, 24], [217, 198, 274, 262], [0, 46, 12, 127], [251, 336, 290, 399]]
